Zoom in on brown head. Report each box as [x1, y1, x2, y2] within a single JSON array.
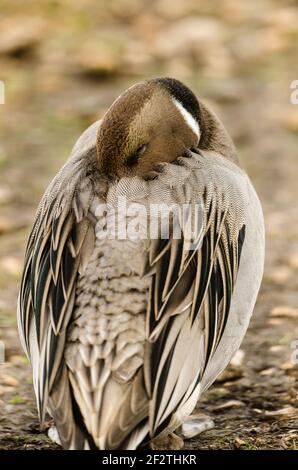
[[96, 77, 237, 179]]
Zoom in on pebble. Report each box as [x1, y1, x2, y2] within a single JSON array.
[[1, 374, 19, 387], [48, 426, 61, 446], [181, 414, 214, 439]]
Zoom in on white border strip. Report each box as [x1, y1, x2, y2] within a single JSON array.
[[173, 98, 200, 140]]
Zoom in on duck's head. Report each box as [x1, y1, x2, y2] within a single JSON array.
[[96, 77, 237, 179]]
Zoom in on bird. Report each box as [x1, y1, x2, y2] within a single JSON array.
[[17, 77, 265, 450]]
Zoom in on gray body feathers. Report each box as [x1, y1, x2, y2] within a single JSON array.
[[18, 119, 265, 449]]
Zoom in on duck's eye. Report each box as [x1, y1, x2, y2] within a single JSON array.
[[127, 144, 147, 168]]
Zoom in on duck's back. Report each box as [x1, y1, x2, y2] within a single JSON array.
[[18, 121, 264, 450]]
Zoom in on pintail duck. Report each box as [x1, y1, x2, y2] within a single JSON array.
[[18, 77, 265, 449]]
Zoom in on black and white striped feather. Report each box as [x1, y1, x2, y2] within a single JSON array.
[[17, 123, 263, 450]]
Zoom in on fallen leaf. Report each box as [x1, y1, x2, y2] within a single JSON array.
[[205, 387, 230, 400], [267, 318, 283, 326], [0, 385, 15, 396], [267, 267, 292, 285], [1, 374, 19, 387], [216, 366, 243, 383], [234, 437, 246, 448], [282, 111, 298, 133], [269, 345, 286, 353], [0, 256, 22, 277], [0, 17, 45, 57], [270, 306, 298, 318], [288, 253, 298, 270], [264, 407, 298, 419], [280, 361, 295, 370], [213, 400, 245, 411]]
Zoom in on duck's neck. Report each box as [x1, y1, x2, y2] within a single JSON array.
[[198, 101, 238, 164]]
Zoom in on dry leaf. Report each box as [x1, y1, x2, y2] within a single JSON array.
[[270, 306, 298, 318], [1, 374, 19, 387], [213, 400, 245, 411]]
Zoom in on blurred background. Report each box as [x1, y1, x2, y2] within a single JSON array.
[[0, 0, 297, 450]]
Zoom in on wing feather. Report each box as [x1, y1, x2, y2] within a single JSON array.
[[144, 176, 246, 435], [17, 147, 100, 423]]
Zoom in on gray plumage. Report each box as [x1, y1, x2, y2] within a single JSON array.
[[18, 78, 265, 449]]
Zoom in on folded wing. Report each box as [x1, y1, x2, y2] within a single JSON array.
[[144, 157, 246, 436]]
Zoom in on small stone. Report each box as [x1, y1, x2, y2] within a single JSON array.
[[4, 404, 16, 413], [48, 426, 61, 446], [230, 349, 245, 367], [181, 414, 214, 439]]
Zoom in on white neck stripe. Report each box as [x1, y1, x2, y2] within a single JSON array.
[[172, 98, 200, 140]]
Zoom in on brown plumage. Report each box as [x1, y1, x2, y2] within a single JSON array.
[[96, 78, 237, 179]]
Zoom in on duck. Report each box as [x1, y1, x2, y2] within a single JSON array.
[[17, 77, 265, 450]]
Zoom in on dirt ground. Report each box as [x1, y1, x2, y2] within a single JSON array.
[[0, 0, 298, 450]]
